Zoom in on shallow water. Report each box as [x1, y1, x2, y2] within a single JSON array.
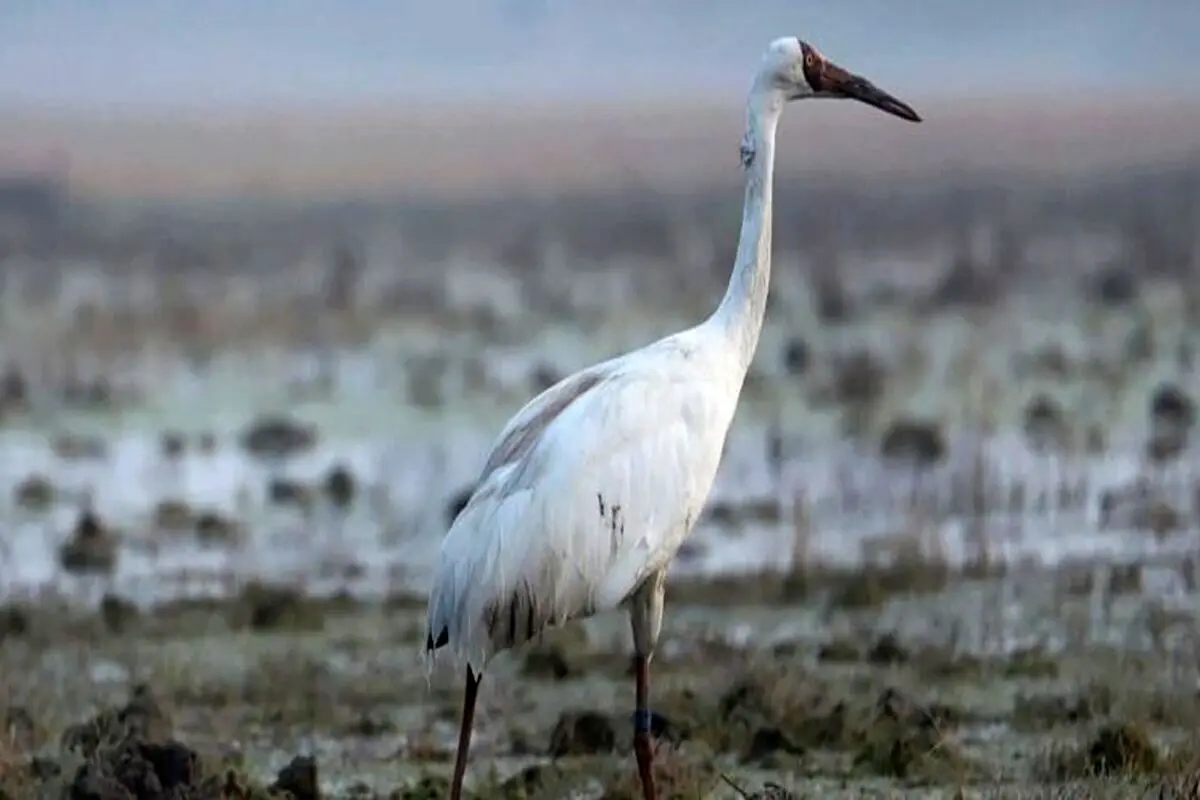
[[1, 288, 1199, 610], [3, 392, 1199, 611], [3, 401, 1197, 611]]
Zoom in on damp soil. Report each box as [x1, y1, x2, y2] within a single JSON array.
[[3, 571, 1200, 799]]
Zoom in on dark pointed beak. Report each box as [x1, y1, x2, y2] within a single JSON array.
[[822, 62, 921, 123]]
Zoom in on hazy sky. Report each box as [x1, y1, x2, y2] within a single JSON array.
[[2, 1, 1198, 109]]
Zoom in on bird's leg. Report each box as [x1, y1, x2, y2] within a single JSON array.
[[629, 571, 666, 800], [633, 654, 657, 800], [449, 668, 481, 800]]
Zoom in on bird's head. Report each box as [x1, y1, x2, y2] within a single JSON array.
[[757, 36, 921, 123]]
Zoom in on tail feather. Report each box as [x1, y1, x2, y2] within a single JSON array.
[[425, 575, 553, 672], [426, 626, 449, 652], [481, 578, 548, 652], [424, 489, 600, 673]]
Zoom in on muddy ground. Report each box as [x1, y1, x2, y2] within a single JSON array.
[[4, 562, 1200, 799]]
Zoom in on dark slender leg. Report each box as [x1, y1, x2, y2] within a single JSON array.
[[633, 654, 657, 800], [450, 668, 481, 800]]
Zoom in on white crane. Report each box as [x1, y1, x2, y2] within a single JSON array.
[[424, 35, 920, 800]]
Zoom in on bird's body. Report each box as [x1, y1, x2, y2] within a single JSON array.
[[424, 35, 921, 800], [426, 326, 742, 670]]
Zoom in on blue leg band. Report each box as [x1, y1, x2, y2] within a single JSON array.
[[634, 708, 654, 735]]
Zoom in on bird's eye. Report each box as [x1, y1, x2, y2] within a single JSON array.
[[804, 54, 815, 68]]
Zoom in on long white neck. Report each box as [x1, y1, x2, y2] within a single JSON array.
[[707, 87, 783, 372]]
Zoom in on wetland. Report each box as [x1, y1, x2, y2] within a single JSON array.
[[2, 101, 1200, 796]]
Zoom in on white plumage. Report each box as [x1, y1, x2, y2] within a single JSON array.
[[426, 330, 741, 671], [425, 35, 920, 800]]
